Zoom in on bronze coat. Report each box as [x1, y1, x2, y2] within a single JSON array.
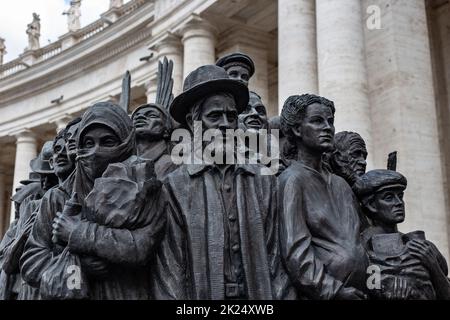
[[151, 163, 290, 300]]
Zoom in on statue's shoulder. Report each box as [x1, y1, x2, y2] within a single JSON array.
[[278, 161, 307, 183], [163, 164, 190, 185], [330, 172, 353, 190]]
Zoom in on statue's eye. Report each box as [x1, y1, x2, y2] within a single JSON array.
[[83, 138, 95, 149], [256, 107, 266, 116], [227, 111, 237, 122], [102, 137, 119, 147], [208, 112, 221, 121]]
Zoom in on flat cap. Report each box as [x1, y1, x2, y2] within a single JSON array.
[[216, 52, 255, 77], [353, 169, 407, 199]]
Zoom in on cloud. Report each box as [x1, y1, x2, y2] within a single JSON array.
[[0, 0, 118, 63]]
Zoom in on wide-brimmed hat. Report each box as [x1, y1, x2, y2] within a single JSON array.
[[216, 52, 255, 77], [30, 141, 54, 175], [169, 65, 249, 127], [19, 171, 41, 185]]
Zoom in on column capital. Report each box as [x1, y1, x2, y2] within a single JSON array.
[[178, 15, 218, 44], [9, 129, 36, 144], [150, 32, 183, 57]]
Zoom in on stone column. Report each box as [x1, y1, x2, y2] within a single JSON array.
[[278, 0, 318, 111], [181, 16, 216, 80], [363, 0, 450, 258], [153, 33, 184, 96], [428, 0, 450, 231], [145, 78, 158, 104], [11, 130, 37, 221], [316, 0, 373, 164], [0, 166, 5, 236], [217, 26, 272, 114]]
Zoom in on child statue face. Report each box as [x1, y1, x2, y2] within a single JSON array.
[[371, 186, 406, 225], [226, 65, 250, 87]]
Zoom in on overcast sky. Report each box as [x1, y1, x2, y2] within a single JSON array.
[[0, 0, 132, 63]]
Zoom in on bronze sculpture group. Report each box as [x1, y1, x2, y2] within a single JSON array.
[[0, 52, 449, 300]]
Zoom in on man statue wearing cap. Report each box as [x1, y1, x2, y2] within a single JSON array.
[[151, 65, 290, 300], [354, 170, 450, 300], [1, 142, 58, 300], [131, 103, 178, 179], [216, 52, 255, 87]]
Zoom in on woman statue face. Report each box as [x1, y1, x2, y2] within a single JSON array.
[[297, 102, 335, 153], [80, 124, 121, 151]]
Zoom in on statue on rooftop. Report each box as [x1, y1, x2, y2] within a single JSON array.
[[110, 0, 124, 9], [0, 37, 6, 65], [26, 13, 40, 51], [63, 0, 82, 33]]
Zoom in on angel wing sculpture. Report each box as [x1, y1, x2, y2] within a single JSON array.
[[155, 56, 174, 110], [387, 151, 397, 171], [119, 70, 131, 113]]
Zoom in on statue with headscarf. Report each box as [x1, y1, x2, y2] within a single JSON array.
[[21, 102, 166, 300]]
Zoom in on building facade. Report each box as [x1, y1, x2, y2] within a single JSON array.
[[0, 0, 449, 258]]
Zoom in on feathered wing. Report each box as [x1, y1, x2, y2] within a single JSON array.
[[155, 57, 174, 110], [387, 151, 397, 171], [119, 70, 131, 113]]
